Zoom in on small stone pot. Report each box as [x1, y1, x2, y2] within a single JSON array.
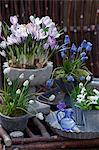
[[0, 113, 29, 132], [83, 110, 99, 131]]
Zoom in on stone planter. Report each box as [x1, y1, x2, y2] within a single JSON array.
[[83, 110, 99, 131], [7, 61, 53, 86], [0, 113, 29, 132]]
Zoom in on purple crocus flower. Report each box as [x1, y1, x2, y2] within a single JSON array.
[[48, 36, 57, 50], [79, 76, 85, 81], [43, 43, 49, 50], [64, 35, 70, 45], [46, 79, 54, 88], [71, 43, 77, 54], [86, 42, 92, 52], [57, 102, 66, 110], [67, 75, 74, 82], [81, 40, 87, 49], [10, 16, 18, 25]]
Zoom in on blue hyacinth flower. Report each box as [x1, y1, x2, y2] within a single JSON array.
[[86, 42, 92, 52], [64, 35, 70, 45], [71, 43, 77, 53], [77, 46, 82, 53], [80, 52, 86, 57], [46, 79, 54, 88], [81, 56, 88, 62], [81, 40, 87, 49], [67, 75, 74, 82]]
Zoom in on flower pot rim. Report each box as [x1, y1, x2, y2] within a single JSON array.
[[8, 61, 53, 71], [0, 112, 29, 120]]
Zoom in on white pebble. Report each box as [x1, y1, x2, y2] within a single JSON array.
[[49, 94, 56, 101]]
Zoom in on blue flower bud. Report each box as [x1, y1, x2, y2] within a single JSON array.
[[64, 35, 70, 45], [67, 75, 74, 82], [46, 79, 54, 88], [81, 40, 87, 48], [71, 43, 77, 53], [61, 51, 66, 58], [79, 76, 85, 81]]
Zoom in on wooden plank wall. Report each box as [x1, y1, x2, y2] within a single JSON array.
[[0, 0, 99, 78]]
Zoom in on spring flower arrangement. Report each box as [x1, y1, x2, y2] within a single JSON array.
[[51, 35, 92, 83], [0, 15, 60, 69], [71, 75, 99, 110], [0, 67, 44, 118]]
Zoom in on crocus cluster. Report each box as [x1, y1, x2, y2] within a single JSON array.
[[0, 15, 60, 68]]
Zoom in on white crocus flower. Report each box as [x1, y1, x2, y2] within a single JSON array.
[[93, 89, 99, 96], [86, 75, 91, 82], [19, 73, 24, 79], [3, 67, 10, 74], [16, 89, 21, 94], [23, 80, 29, 87], [0, 50, 6, 57], [8, 81, 12, 86], [79, 82, 83, 89], [29, 74, 35, 81], [3, 62, 9, 68], [36, 112, 44, 120], [0, 41, 7, 49]]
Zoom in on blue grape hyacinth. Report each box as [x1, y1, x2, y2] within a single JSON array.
[[46, 79, 54, 88], [67, 75, 74, 82]]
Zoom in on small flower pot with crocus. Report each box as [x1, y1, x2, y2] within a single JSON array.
[[0, 15, 61, 87], [71, 78, 99, 131], [47, 35, 93, 106], [0, 69, 44, 132]]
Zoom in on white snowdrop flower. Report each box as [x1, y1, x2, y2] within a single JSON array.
[[3, 67, 10, 74], [0, 50, 6, 57], [3, 62, 9, 68], [29, 100, 35, 105], [36, 112, 44, 120], [9, 60, 12, 64], [79, 82, 83, 89], [23, 80, 29, 86], [8, 81, 12, 86], [0, 41, 7, 49], [29, 74, 35, 81], [16, 89, 21, 94], [19, 73, 24, 79], [93, 89, 99, 96], [86, 75, 91, 82], [7, 78, 10, 82], [81, 87, 86, 94], [49, 94, 56, 101]]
